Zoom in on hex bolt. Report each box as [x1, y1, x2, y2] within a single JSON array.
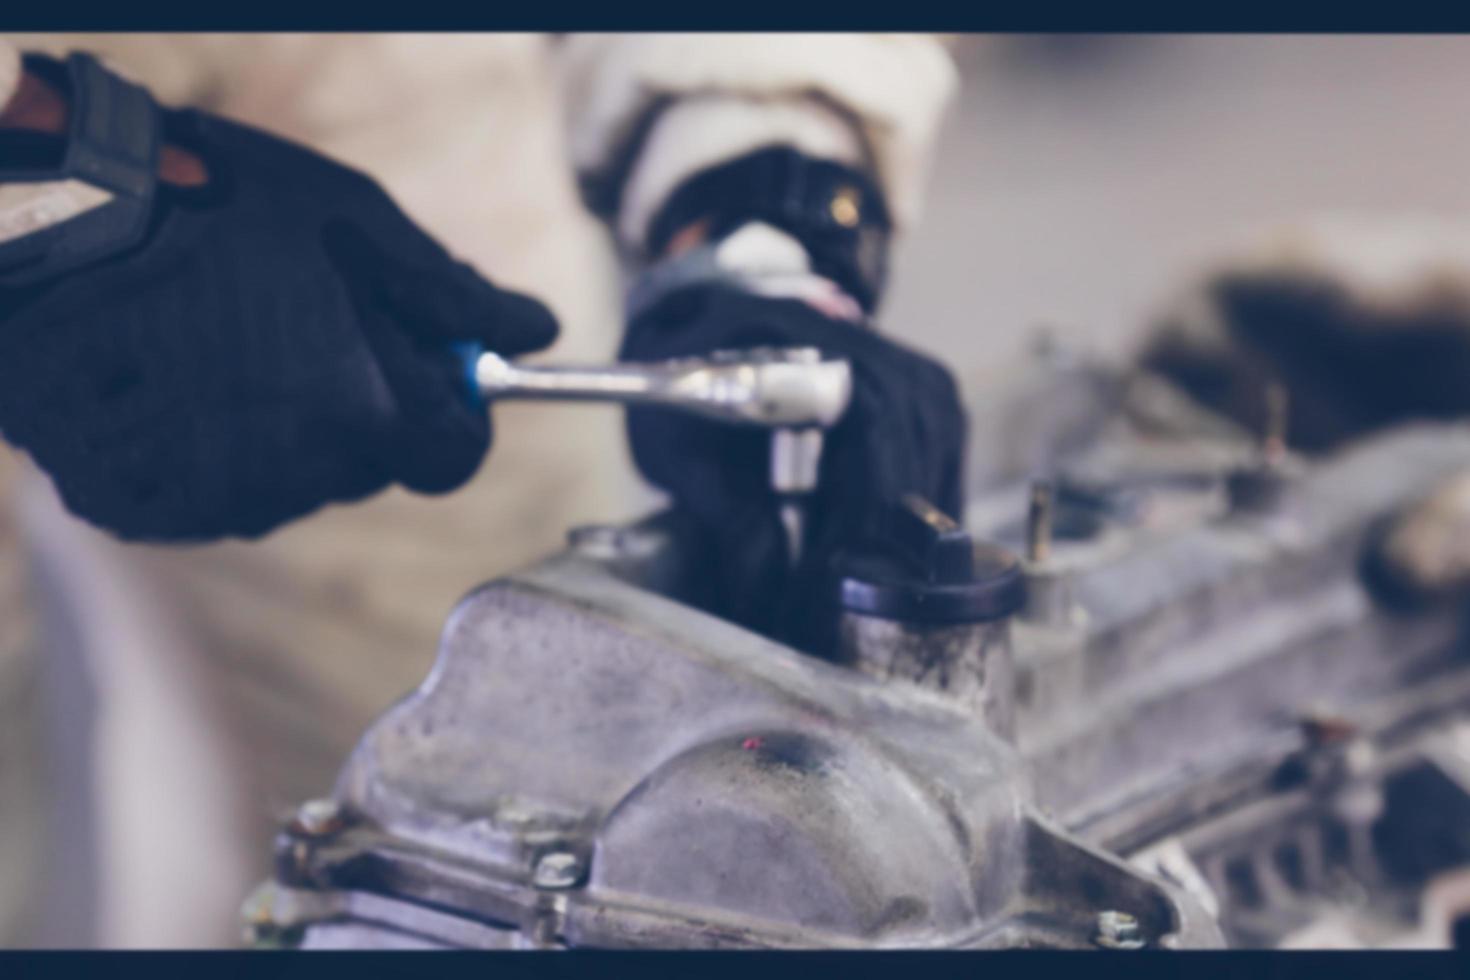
[[291, 798, 345, 837], [1227, 384, 1296, 514], [568, 525, 627, 559], [1094, 909, 1146, 949], [239, 882, 276, 933], [1022, 478, 1082, 627], [533, 851, 585, 890]]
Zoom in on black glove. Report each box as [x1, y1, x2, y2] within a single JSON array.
[[621, 285, 967, 648], [1143, 271, 1470, 454], [0, 107, 557, 541]]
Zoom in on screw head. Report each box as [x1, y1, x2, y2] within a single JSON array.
[[291, 798, 344, 837], [568, 525, 632, 561], [1094, 909, 1145, 950], [240, 881, 276, 928], [240, 882, 286, 947], [533, 851, 584, 890]]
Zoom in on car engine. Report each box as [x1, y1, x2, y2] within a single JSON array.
[[245, 343, 1470, 951]]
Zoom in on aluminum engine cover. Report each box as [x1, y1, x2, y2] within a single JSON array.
[[260, 543, 1214, 949]]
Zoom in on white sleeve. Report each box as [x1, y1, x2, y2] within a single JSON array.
[[0, 40, 20, 113], [560, 33, 958, 250]]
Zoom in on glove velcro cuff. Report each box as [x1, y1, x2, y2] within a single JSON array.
[[0, 52, 160, 287]]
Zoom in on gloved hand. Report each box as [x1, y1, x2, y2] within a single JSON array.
[[621, 284, 967, 646], [0, 107, 557, 541]]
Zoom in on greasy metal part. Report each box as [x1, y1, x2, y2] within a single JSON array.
[[1012, 421, 1470, 831], [831, 497, 1023, 740], [1021, 479, 1079, 628], [256, 351, 1470, 950], [1021, 569, 1077, 629], [256, 531, 1216, 950], [1227, 381, 1298, 513], [1094, 910, 1145, 949], [1129, 837, 1221, 921], [836, 613, 1016, 741], [474, 346, 851, 429], [290, 799, 344, 838], [1136, 714, 1470, 949], [532, 852, 585, 891]]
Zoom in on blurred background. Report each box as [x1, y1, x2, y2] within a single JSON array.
[[4, 33, 1470, 948], [891, 35, 1470, 386]]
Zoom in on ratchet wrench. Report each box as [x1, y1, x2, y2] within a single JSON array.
[[454, 344, 853, 565]]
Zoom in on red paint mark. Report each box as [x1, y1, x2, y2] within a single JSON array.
[[742, 737, 764, 751]]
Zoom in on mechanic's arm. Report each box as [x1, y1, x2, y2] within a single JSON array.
[[559, 34, 965, 641], [0, 45, 557, 542]]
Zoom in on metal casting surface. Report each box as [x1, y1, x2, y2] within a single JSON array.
[[254, 353, 1470, 950]]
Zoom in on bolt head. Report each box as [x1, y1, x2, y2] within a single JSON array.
[[239, 882, 277, 928], [1094, 909, 1145, 950], [291, 798, 344, 837], [533, 851, 584, 890], [570, 524, 640, 562]]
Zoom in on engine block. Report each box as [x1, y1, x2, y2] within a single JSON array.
[[248, 355, 1470, 950]]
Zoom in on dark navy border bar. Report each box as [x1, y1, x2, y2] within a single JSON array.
[[8, 2, 1470, 31], [2, 951, 1470, 980]]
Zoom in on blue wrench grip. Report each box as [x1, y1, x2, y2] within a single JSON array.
[[449, 341, 485, 408]]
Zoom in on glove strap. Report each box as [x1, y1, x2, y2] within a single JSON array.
[[0, 52, 160, 287]]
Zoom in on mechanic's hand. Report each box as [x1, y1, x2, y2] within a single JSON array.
[[0, 108, 557, 541], [621, 284, 967, 646]]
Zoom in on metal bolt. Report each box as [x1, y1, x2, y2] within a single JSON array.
[[533, 851, 584, 890], [1094, 909, 1146, 949], [291, 798, 344, 837], [568, 525, 627, 559], [1022, 479, 1081, 628], [1026, 480, 1054, 565]]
